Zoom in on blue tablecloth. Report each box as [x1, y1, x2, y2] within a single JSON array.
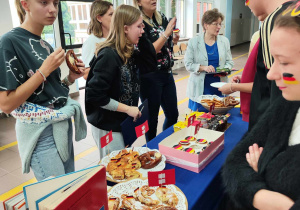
[[147, 108, 248, 210]]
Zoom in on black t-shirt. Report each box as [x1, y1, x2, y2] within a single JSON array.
[[0, 27, 69, 109], [249, 1, 294, 130], [138, 12, 174, 74]]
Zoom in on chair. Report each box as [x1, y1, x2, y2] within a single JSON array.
[[180, 43, 187, 55], [172, 44, 185, 72], [173, 45, 184, 60]]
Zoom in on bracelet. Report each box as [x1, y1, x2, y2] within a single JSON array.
[[230, 83, 235, 93], [37, 69, 46, 82], [63, 75, 74, 86], [161, 32, 168, 40]]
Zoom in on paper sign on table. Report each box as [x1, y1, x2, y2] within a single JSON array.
[[187, 114, 196, 127], [135, 120, 149, 138], [148, 169, 176, 187], [194, 122, 201, 135], [209, 103, 215, 113], [100, 130, 113, 148]]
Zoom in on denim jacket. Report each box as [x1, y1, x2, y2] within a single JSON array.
[[184, 33, 234, 102]]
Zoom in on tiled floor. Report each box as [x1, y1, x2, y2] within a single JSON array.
[[0, 42, 249, 209]]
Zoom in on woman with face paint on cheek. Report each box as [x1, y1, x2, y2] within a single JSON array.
[[221, 2, 300, 210]]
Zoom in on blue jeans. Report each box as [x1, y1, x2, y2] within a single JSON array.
[[30, 119, 74, 181], [140, 72, 179, 141]]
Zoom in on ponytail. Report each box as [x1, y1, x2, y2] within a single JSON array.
[[15, 0, 26, 24]]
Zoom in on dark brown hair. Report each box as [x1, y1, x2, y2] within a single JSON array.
[[87, 0, 113, 38], [202, 8, 224, 30]]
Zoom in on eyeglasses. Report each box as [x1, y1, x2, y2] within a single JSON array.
[[210, 23, 223, 27]]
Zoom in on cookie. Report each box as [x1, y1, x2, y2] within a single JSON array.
[[184, 148, 195, 154], [197, 139, 208, 144], [185, 136, 196, 141], [179, 140, 190, 145], [173, 144, 183, 150]]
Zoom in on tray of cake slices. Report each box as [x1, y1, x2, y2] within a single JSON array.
[[108, 178, 188, 210], [100, 147, 166, 183]]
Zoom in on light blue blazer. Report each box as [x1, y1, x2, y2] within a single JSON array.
[[184, 33, 234, 102]]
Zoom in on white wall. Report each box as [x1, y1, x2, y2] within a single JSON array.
[[230, 0, 252, 46], [214, 0, 227, 36], [0, 0, 14, 36]]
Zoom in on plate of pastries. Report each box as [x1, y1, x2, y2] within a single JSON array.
[[198, 95, 239, 114], [108, 178, 188, 210], [101, 147, 166, 183]]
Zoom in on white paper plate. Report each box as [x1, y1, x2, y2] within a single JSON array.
[[108, 179, 188, 210], [210, 82, 227, 88], [100, 147, 166, 183]]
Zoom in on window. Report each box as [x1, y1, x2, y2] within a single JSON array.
[[42, 25, 56, 49], [171, 0, 176, 18], [176, 0, 185, 37], [115, 0, 126, 6], [208, 3, 212, 10], [58, 0, 94, 89], [203, 3, 207, 14], [158, 0, 166, 14], [196, 0, 214, 33], [59, 1, 93, 51]]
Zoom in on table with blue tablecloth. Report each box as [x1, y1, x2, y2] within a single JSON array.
[[146, 108, 248, 210]]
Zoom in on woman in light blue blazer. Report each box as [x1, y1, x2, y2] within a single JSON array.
[[184, 9, 234, 111]]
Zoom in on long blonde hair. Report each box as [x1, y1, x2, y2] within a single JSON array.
[[96, 5, 141, 64], [15, 0, 26, 24], [87, 0, 113, 38], [133, 0, 162, 27]]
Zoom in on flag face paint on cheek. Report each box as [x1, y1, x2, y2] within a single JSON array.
[[283, 73, 300, 85], [245, 0, 250, 6]]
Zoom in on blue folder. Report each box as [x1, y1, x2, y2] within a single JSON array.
[[120, 100, 149, 147]]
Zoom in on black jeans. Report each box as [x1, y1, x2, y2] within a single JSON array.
[[140, 72, 179, 141]]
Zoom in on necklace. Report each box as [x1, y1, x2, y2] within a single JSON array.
[[206, 42, 216, 55]]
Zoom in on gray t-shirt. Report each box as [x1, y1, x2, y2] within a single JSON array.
[[0, 27, 69, 109]]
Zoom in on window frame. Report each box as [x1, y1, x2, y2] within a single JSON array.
[[196, 0, 214, 34], [58, 0, 94, 51], [175, 0, 186, 38]]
